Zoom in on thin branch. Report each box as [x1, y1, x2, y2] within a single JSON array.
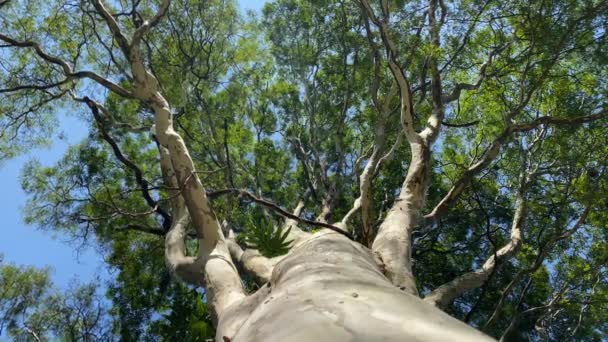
[[91, 0, 131, 55], [207, 188, 353, 239], [0, 33, 72, 73], [483, 206, 591, 328], [0, 79, 71, 94], [441, 120, 480, 128], [424, 161, 530, 308], [77, 95, 172, 229], [131, 0, 171, 48], [424, 109, 607, 224], [0, 34, 134, 98]]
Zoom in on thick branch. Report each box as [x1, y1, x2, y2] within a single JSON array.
[[372, 142, 431, 295], [424, 176, 529, 308], [106, 0, 246, 320], [156, 141, 204, 286], [150, 94, 245, 322], [131, 0, 171, 48], [91, 0, 131, 55], [226, 230, 276, 285], [361, 0, 435, 294], [484, 206, 591, 328]]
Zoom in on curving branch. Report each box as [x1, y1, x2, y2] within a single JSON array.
[[419, 0, 446, 145], [225, 228, 277, 285], [208, 189, 353, 240], [338, 14, 397, 243], [0, 33, 134, 98], [151, 98, 246, 323], [423, 126, 565, 308], [72, 1, 246, 321], [483, 206, 591, 328], [441, 44, 504, 104], [361, 0, 433, 295], [360, 0, 421, 145], [156, 141, 204, 286], [131, 0, 171, 48], [424, 169, 530, 308], [90, 0, 131, 55], [424, 109, 608, 224], [76, 95, 172, 229], [0, 33, 72, 73]]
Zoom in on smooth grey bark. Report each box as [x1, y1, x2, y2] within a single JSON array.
[[218, 232, 494, 342], [424, 192, 527, 308]]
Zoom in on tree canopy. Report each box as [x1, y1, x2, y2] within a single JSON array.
[[1, 0, 607, 340]]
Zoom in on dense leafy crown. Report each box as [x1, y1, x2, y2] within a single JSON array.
[[1, 0, 607, 340]]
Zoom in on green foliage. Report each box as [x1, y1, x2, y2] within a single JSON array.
[[0, 258, 50, 335], [1, 0, 608, 340], [241, 216, 294, 258], [149, 286, 215, 341], [0, 257, 113, 341]]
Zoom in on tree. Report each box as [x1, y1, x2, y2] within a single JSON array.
[[0, 256, 50, 339], [1, 0, 607, 340], [0, 256, 113, 341]]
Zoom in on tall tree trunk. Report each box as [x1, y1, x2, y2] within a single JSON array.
[[217, 231, 492, 342]]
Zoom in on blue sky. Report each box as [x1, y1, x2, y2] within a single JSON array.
[[0, 112, 106, 290], [0, 0, 267, 291]]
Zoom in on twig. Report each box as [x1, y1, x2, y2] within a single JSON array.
[[207, 188, 353, 239]]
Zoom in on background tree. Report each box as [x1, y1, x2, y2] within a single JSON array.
[[1, 0, 607, 340], [0, 256, 114, 341]]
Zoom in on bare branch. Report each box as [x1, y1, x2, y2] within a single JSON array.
[[0, 79, 71, 94], [0, 33, 72, 73], [118, 224, 166, 236], [441, 45, 504, 104], [441, 120, 480, 128], [69, 72, 133, 98], [419, 0, 446, 145]]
